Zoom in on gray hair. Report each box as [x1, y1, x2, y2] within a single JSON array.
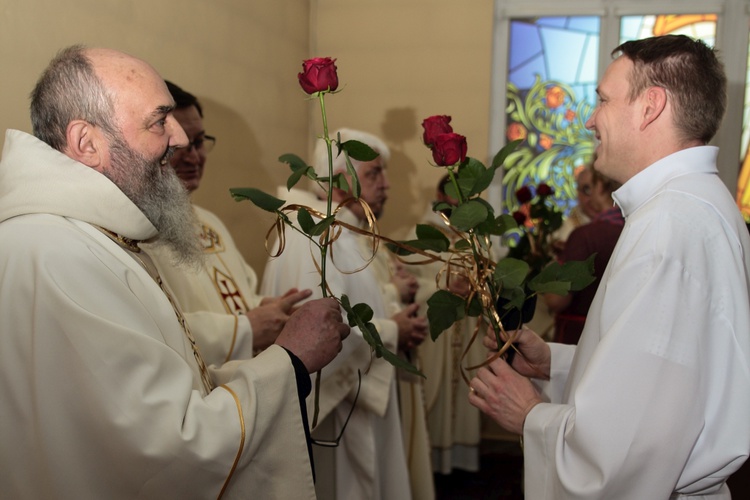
[[312, 127, 390, 179], [30, 44, 118, 151]]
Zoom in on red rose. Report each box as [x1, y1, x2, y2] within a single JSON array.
[[515, 186, 532, 204], [512, 211, 527, 225], [298, 57, 339, 94], [536, 183, 554, 197], [422, 115, 453, 147], [431, 133, 467, 166]]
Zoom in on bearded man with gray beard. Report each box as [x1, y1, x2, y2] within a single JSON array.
[[0, 45, 349, 499]]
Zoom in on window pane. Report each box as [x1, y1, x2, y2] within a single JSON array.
[[619, 14, 717, 44], [738, 30, 750, 221], [504, 16, 600, 217]]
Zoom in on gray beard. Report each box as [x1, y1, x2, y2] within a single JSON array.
[[106, 135, 204, 269]]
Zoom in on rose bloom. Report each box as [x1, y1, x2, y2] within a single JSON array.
[[422, 115, 453, 147], [298, 57, 339, 94], [546, 85, 565, 108], [432, 133, 467, 167], [512, 210, 527, 225], [565, 109, 576, 122], [536, 183, 554, 197], [515, 186, 532, 204], [506, 122, 527, 142]]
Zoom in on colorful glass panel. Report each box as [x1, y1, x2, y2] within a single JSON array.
[[503, 17, 600, 216], [738, 31, 750, 221]]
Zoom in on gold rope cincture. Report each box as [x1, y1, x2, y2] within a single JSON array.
[[95, 226, 215, 395]]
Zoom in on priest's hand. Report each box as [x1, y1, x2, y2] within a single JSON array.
[[391, 263, 418, 304], [393, 303, 428, 351], [483, 326, 551, 381], [469, 356, 542, 435], [249, 288, 312, 350], [275, 297, 349, 373]]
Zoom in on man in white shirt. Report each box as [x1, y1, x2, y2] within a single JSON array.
[[471, 35, 750, 499]]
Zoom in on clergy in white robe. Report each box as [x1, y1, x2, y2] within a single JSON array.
[[148, 205, 264, 364], [403, 204, 486, 474], [371, 246, 436, 500], [146, 81, 310, 367], [0, 46, 346, 499], [470, 36, 750, 500], [262, 128, 412, 500]]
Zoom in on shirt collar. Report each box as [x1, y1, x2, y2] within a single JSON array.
[[612, 146, 718, 218]]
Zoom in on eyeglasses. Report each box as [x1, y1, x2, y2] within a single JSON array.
[[184, 134, 216, 154]]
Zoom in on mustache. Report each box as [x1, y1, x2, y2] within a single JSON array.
[[159, 146, 177, 166]]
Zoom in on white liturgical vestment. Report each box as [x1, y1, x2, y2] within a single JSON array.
[[402, 207, 485, 474], [523, 147, 750, 499], [0, 130, 316, 499], [148, 205, 262, 365], [261, 188, 412, 500]]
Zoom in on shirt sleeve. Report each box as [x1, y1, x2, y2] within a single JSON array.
[[522, 249, 748, 499]]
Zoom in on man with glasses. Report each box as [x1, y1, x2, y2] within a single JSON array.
[[148, 81, 312, 365]]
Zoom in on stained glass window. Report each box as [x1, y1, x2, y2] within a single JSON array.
[[503, 17, 600, 216], [737, 32, 750, 221], [620, 14, 717, 45]]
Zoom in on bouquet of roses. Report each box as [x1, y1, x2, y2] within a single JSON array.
[[389, 115, 595, 361]]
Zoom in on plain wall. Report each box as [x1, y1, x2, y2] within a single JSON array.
[[1, 0, 495, 279], [0, 0, 313, 277], [312, 0, 496, 241]]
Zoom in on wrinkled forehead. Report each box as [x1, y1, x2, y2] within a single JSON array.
[[88, 49, 173, 122]]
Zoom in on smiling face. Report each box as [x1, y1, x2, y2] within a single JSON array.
[[585, 56, 640, 184], [169, 105, 206, 193], [89, 49, 188, 176]]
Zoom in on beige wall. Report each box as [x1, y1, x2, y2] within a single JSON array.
[[312, 0, 496, 240], [0, 0, 496, 278]]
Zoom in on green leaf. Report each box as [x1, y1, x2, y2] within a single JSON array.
[[456, 158, 486, 197], [479, 213, 519, 236], [426, 290, 466, 340], [308, 215, 336, 236], [297, 208, 315, 234], [279, 153, 309, 172], [330, 172, 350, 192], [230, 187, 285, 212], [340, 139, 379, 162], [344, 152, 361, 198], [527, 254, 596, 295], [491, 139, 522, 170], [449, 199, 488, 231], [376, 347, 424, 377], [560, 254, 597, 291], [279, 153, 313, 190], [387, 237, 448, 256], [432, 201, 453, 213], [351, 302, 374, 324], [454, 239, 471, 250], [497, 285, 526, 313], [415, 224, 450, 248], [444, 182, 460, 202], [341, 295, 422, 376], [494, 258, 530, 289], [466, 294, 484, 317]]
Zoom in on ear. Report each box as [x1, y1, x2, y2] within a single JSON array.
[[63, 120, 107, 171], [639, 86, 668, 131]]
